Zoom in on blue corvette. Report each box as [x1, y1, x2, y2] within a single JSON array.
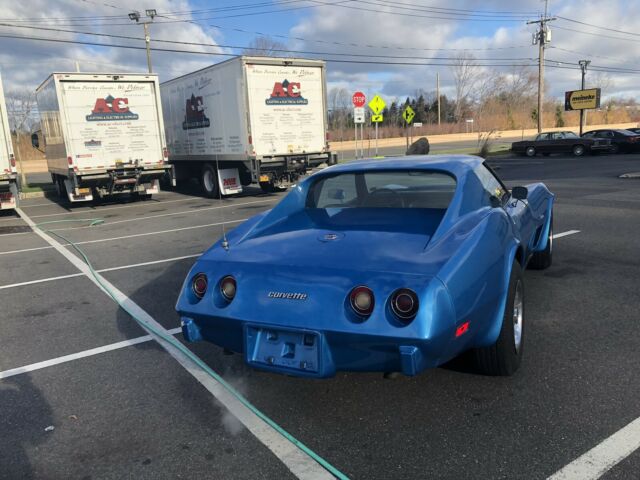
[[176, 156, 554, 378]]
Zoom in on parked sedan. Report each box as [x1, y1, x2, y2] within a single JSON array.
[[512, 131, 609, 157], [582, 129, 640, 153], [626, 127, 640, 135]]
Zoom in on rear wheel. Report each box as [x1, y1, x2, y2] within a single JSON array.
[[529, 215, 553, 270], [572, 144, 585, 157], [200, 164, 219, 198], [525, 146, 536, 157], [259, 181, 276, 194], [610, 143, 620, 154], [473, 261, 525, 376]]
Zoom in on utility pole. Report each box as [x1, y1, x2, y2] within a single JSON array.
[[579, 59, 591, 135], [527, 1, 555, 133], [129, 9, 157, 73], [436, 72, 441, 126]]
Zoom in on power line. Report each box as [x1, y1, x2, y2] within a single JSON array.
[[209, 23, 531, 52], [352, 0, 533, 19], [553, 25, 640, 43], [0, 23, 538, 61], [0, 32, 541, 67], [556, 15, 640, 38]]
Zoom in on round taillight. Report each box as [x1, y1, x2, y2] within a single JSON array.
[[192, 273, 208, 299], [391, 288, 419, 322], [349, 286, 374, 317], [220, 276, 236, 301]]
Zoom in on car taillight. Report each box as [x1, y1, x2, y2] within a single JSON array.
[[390, 288, 419, 323], [9, 154, 15, 167], [67, 156, 73, 166], [163, 147, 169, 158], [349, 286, 374, 317], [192, 273, 208, 299], [220, 275, 237, 301]]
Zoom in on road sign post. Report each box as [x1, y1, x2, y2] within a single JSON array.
[[402, 106, 415, 154], [352, 93, 366, 159], [368, 95, 386, 158]]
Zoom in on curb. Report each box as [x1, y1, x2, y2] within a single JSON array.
[[619, 172, 640, 179], [20, 191, 50, 199]]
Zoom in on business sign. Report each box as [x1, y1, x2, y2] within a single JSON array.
[[368, 94, 386, 115], [354, 106, 365, 124], [352, 91, 366, 107], [565, 88, 601, 111]]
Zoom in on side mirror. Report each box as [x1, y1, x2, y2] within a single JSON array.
[[512, 186, 528, 200], [31, 133, 39, 149]]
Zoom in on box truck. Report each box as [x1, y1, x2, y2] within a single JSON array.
[[0, 73, 18, 210], [35, 73, 172, 203], [161, 56, 336, 197]]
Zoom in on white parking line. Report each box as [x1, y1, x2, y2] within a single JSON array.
[[0, 328, 183, 379], [14, 207, 335, 480], [548, 417, 640, 480], [0, 254, 201, 290], [48, 199, 273, 231], [0, 219, 246, 256], [553, 230, 581, 239]]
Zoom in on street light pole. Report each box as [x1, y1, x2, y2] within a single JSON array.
[[579, 60, 591, 136], [527, 1, 555, 134], [129, 9, 156, 74]]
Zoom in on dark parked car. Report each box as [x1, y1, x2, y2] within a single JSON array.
[[626, 127, 640, 135], [582, 129, 640, 153], [512, 131, 610, 157]]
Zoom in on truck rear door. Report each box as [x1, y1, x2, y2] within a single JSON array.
[[245, 63, 325, 157], [59, 80, 164, 170]]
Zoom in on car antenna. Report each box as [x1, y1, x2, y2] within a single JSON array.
[[216, 156, 230, 251]]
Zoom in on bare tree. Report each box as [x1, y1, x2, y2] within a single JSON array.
[[451, 52, 479, 122], [243, 36, 290, 57], [327, 87, 351, 136]]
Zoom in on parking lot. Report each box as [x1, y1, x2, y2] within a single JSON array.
[[1, 153, 639, 479]]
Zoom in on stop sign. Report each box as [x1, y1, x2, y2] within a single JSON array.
[[352, 91, 366, 107]]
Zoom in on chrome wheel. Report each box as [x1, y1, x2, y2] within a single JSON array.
[[526, 146, 536, 157], [203, 169, 215, 193], [548, 223, 553, 255], [513, 280, 524, 353]]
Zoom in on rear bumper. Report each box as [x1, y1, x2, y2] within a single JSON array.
[[180, 315, 448, 378]]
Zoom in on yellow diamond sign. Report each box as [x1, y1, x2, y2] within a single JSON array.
[[368, 94, 386, 115], [403, 105, 415, 124]]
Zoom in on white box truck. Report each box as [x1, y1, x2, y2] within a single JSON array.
[[161, 56, 336, 197], [35, 73, 172, 203], [0, 73, 18, 210]]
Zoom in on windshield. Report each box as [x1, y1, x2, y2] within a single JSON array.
[[307, 170, 456, 209]]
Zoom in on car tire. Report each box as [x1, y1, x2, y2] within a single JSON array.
[[529, 214, 553, 270], [473, 260, 525, 376], [610, 143, 620, 154], [200, 164, 220, 198], [525, 146, 536, 157], [572, 145, 585, 157]]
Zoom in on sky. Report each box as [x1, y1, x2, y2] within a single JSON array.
[[0, 0, 638, 107]]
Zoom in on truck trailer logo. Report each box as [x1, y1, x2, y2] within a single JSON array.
[[265, 79, 308, 105], [86, 95, 139, 121], [182, 94, 210, 130]]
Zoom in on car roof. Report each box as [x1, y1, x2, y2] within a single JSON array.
[[317, 155, 484, 178]]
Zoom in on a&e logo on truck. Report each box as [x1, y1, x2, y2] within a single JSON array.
[[86, 95, 139, 121], [265, 79, 308, 105], [182, 93, 210, 130]]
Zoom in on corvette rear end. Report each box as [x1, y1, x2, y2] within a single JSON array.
[[176, 156, 554, 378]]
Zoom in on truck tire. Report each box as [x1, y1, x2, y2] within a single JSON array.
[[259, 181, 276, 194], [200, 164, 220, 198], [54, 175, 67, 200], [473, 260, 525, 376]]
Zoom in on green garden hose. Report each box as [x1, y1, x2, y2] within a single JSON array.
[[35, 218, 349, 480]]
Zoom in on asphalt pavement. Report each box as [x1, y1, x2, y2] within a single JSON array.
[[1, 152, 639, 479]]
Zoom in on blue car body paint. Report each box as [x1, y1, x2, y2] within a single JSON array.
[[175, 156, 554, 378]]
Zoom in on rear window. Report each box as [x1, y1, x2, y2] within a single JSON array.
[[307, 170, 456, 209]]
